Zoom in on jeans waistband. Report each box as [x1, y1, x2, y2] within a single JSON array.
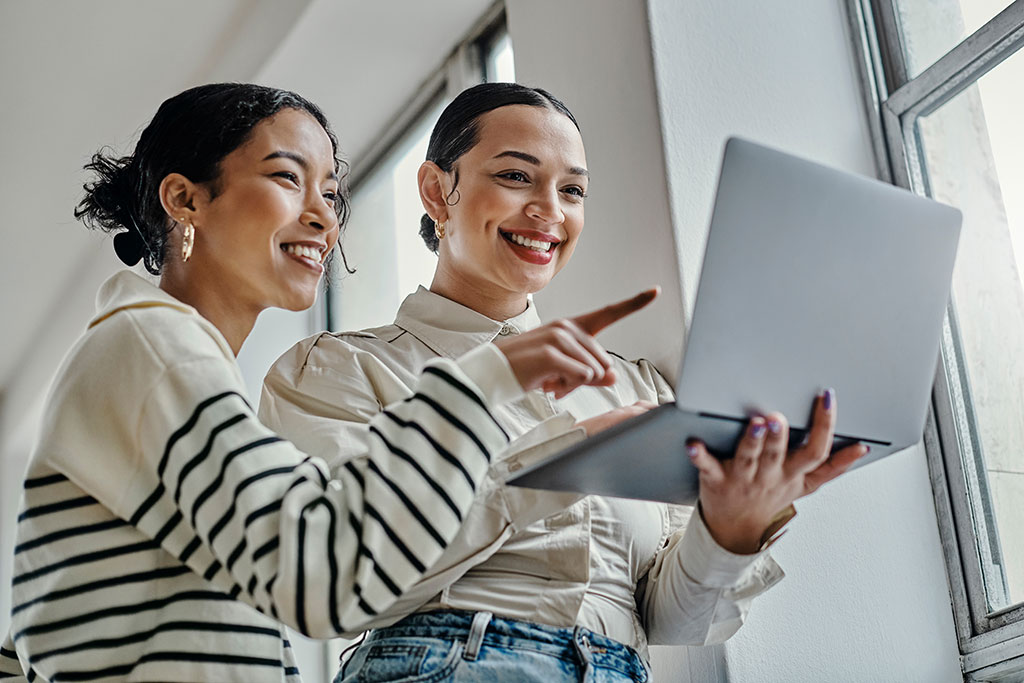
[[366, 609, 649, 681]]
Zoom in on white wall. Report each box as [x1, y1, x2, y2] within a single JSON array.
[[508, 0, 962, 680]]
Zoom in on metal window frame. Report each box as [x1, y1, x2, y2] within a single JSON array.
[[846, 0, 1024, 676]]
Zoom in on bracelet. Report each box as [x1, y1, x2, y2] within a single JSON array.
[[697, 502, 798, 553], [759, 504, 797, 550]]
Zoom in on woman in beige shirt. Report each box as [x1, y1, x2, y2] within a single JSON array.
[[260, 83, 866, 682]]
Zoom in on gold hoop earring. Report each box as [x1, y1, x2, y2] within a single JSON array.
[[181, 221, 195, 262], [434, 219, 446, 241]]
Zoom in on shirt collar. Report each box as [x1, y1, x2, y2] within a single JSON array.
[[89, 269, 235, 359], [394, 286, 543, 358], [91, 270, 195, 325]]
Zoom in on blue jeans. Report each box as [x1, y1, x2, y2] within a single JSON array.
[[335, 610, 650, 682]]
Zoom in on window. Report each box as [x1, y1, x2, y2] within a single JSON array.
[[483, 27, 515, 83], [327, 96, 446, 332], [326, 9, 513, 332], [848, 0, 1024, 678]]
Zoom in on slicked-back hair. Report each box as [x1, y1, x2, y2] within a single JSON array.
[[418, 82, 579, 253]]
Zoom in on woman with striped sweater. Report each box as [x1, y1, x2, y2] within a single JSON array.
[[0, 83, 653, 682]]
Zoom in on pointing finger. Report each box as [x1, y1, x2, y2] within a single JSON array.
[[571, 287, 659, 336]]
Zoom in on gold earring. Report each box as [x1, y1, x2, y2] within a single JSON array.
[[181, 220, 195, 262], [434, 219, 446, 240]]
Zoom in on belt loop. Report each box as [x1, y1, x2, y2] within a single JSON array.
[[572, 626, 593, 682], [463, 611, 492, 661]]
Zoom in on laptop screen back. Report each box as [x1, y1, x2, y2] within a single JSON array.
[[675, 138, 961, 447]]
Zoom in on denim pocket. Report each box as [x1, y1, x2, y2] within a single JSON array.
[[344, 637, 463, 683]]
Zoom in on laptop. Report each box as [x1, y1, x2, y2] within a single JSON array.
[[507, 137, 962, 505]]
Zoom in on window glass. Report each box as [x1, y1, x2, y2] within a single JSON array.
[[329, 98, 446, 332], [894, 0, 1013, 78], [916, 46, 1024, 611], [485, 30, 515, 83]]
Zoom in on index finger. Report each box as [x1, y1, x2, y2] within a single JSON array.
[[571, 287, 660, 336]]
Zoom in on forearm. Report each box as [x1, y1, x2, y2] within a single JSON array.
[[640, 507, 785, 646], [141, 345, 517, 637], [331, 413, 588, 636]]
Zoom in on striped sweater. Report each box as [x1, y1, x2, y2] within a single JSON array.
[[0, 271, 519, 682]]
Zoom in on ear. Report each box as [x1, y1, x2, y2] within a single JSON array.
[[158, 173, 203, 226], [417, 161, 450, 223]]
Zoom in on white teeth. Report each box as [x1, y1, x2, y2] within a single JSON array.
[[506, 233, 554, 252], [283, 244, 323, 262]]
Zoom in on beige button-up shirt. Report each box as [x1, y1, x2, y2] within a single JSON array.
[[259, 287, 784, 658]]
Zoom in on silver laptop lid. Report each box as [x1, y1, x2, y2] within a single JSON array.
[[676, 138, 961, 447]]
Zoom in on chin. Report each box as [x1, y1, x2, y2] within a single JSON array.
[[275, 288, 320, 312], [518, 269, 558, 293], [512, 279, 553, 297]]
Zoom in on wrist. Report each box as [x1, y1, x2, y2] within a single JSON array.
[[704, 521, 765, 555], [699, 503, 795, 555]]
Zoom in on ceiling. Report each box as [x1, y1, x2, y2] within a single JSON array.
[[0, 0, 494, 431]]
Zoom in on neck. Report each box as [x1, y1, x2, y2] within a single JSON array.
[[429, 261, 528, 321], [159, 264, 259, 356]]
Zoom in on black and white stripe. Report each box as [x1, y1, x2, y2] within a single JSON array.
[[7, 355, 508, 682]]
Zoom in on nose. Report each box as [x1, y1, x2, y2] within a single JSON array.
[[301, 188, 340, 236], [525, 185, 564, 225]]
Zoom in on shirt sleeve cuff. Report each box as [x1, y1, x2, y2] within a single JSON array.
[[676, 506, 771, 588], [498, 424, 587, 478], [454, 342, 524, 408]]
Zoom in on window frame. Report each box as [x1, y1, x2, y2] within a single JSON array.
[[846, 0, 1024, 677], [324, 2, 507, 331]]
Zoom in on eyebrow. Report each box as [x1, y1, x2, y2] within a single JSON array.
[[263, 150, 339, 183], [493, 150, 589, 179]]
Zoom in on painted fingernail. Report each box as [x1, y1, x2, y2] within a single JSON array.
[[824, 388, 834, 411], [768, 419, 782, 434], [864, 445, 871, 455], [751, 422, 766, 438], [687, 444, 699, 459]]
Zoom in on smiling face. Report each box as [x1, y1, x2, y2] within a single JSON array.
[[430, 105, 587, 307], [186, 108, 340, 313]]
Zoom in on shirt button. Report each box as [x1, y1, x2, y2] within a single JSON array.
[[507, 460, 523, 473], [499, 324, 513, 336]]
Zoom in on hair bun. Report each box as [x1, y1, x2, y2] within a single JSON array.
[[113, 229, 145, 266], [419, 213, 439, 254]]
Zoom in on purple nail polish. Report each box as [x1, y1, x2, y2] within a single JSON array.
[[824, 388, 834, 411], [751, 423, 766, 438], [768, 419, 782, 434], [687, 445, 699, 458]]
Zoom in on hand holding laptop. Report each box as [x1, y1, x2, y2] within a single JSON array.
[[689, 390, 868, 554]]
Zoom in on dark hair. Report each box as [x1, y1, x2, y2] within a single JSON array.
[[75, 82, 352, 275], [418, 82, 580, 253]]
